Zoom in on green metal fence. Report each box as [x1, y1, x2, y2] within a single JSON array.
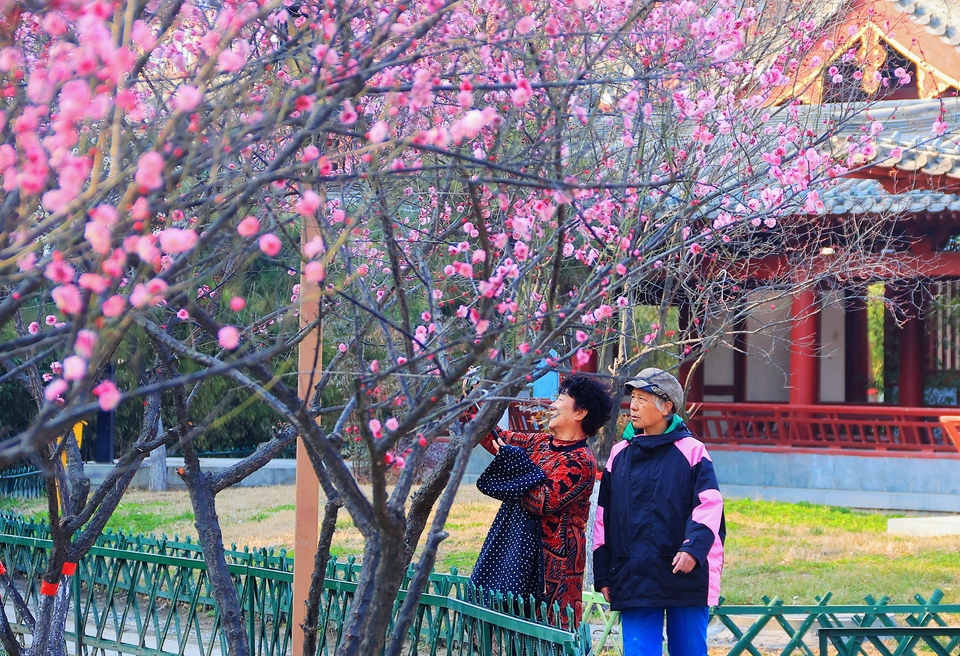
[[582, 590, 960, 656], [0, 464, 46, 499], [2, 510, 959, 656], [0, 514, 583, 656]]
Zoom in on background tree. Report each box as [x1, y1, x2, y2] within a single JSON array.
[[0, 0, 923, 654]]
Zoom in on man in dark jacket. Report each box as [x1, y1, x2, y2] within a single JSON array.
[[593, 368, 725, 656]]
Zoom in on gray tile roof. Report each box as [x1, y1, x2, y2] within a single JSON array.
[[829, 97, 960, 181], [819, 178, 960, 214], [889, 0, 960, 51]]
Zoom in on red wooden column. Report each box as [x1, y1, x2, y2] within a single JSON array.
[[898, 284, 926, 407], [844, 293, 870, 403], [789, 288, 820, 406]]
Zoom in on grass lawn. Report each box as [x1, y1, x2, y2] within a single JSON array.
[[3, 487, 959, 605]]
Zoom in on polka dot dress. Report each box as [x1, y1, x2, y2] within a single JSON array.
[[469, 444, 546, 607]]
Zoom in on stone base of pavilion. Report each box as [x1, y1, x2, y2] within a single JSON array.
[[712, 447, 960, 513]]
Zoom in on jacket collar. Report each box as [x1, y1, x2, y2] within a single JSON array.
[[627, 414, 692, 449]]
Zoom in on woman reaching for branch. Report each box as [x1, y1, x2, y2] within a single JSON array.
[[471, 374, 614, 628]]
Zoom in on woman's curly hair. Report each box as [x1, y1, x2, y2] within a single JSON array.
[[558, 374, 615, 437]]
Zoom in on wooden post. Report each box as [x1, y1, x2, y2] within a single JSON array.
[[789, 288, 820, 406], [844, 292, 870, 403], [899, 284, 925, 408], [293, 220, 323, 656]]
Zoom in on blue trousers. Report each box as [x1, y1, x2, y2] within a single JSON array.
[[620, 606, 709, 656]]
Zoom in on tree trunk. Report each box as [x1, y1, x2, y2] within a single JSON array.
[[337, 535, 407, 656], [301, 497, 342, 656], [180, 459, 251, 656]]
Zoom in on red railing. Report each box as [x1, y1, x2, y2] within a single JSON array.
[[689, 402, 960, 453], [507, 401, 550, 432], [506, 400, 960, 454]]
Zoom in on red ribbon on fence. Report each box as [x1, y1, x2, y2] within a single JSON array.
[[0, 561, 6, 575], [40, 581, 58, 596], [62, 562, 77, 576]]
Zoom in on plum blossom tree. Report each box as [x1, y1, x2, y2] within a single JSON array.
[[0, 0, 916, 653]]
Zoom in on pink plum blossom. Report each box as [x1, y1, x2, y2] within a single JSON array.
[[102, 295, 126, 317], [369, 419, 383, 438], [28, 322, 40, 334], [237, 216, 260, 237], [90, 205, 118, 225], [93, 380, 121, 411], [79, 273, 109, 294], [259, 234, 282, 256], [158, 228, 198, 254], [177, 308, 190, 320], [173, 85, 203, 112], [63, 356, 87, 381], [340, 100, 358, 125], [52, 285, 83, 315], [218, 326, 240, 350], [304, 261, 325, 283], [304, 236, 325, 259], [135, 152, 165, 190], [368, 121, 389, 143], [296, 191, 321, 216], [230, 296, 246, 311], [44, 379, 68, 403], [85, 221, 113, 254], [45, 258, 76, 284], [574, 349, 592, 367], [74, 330, 98, 359], [386, 417, 399, 431], [18, 252, 36, 272]]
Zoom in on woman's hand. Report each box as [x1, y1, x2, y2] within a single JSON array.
[[600, 586, 610, 603], [672, 551, 697, 574], [490, 436, 506, 454]]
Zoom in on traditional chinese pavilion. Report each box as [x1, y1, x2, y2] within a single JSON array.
[[680, 0, 960, 511], [499, 0, 960, 510]]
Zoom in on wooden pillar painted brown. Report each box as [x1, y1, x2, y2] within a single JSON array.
[[844, 292, 870, 403], [789, 289, 820, 406], [898, 284, 925, 408], [293, 221, 323, 656]]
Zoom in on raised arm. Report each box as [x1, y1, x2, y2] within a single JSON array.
[[520, 450, 595, 516], [478, 428, 542, 454]]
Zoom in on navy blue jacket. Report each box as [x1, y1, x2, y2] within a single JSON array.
[[593, 421, 725, 609]]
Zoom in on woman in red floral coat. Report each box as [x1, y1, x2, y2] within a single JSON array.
[[479, 374, 614, 628]]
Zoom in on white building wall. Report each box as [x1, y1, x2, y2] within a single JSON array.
[[745, 292, 791, 402], [819, 294, 846, 403], [703, 316, 735, 402], [702, 291, 849, 404]]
